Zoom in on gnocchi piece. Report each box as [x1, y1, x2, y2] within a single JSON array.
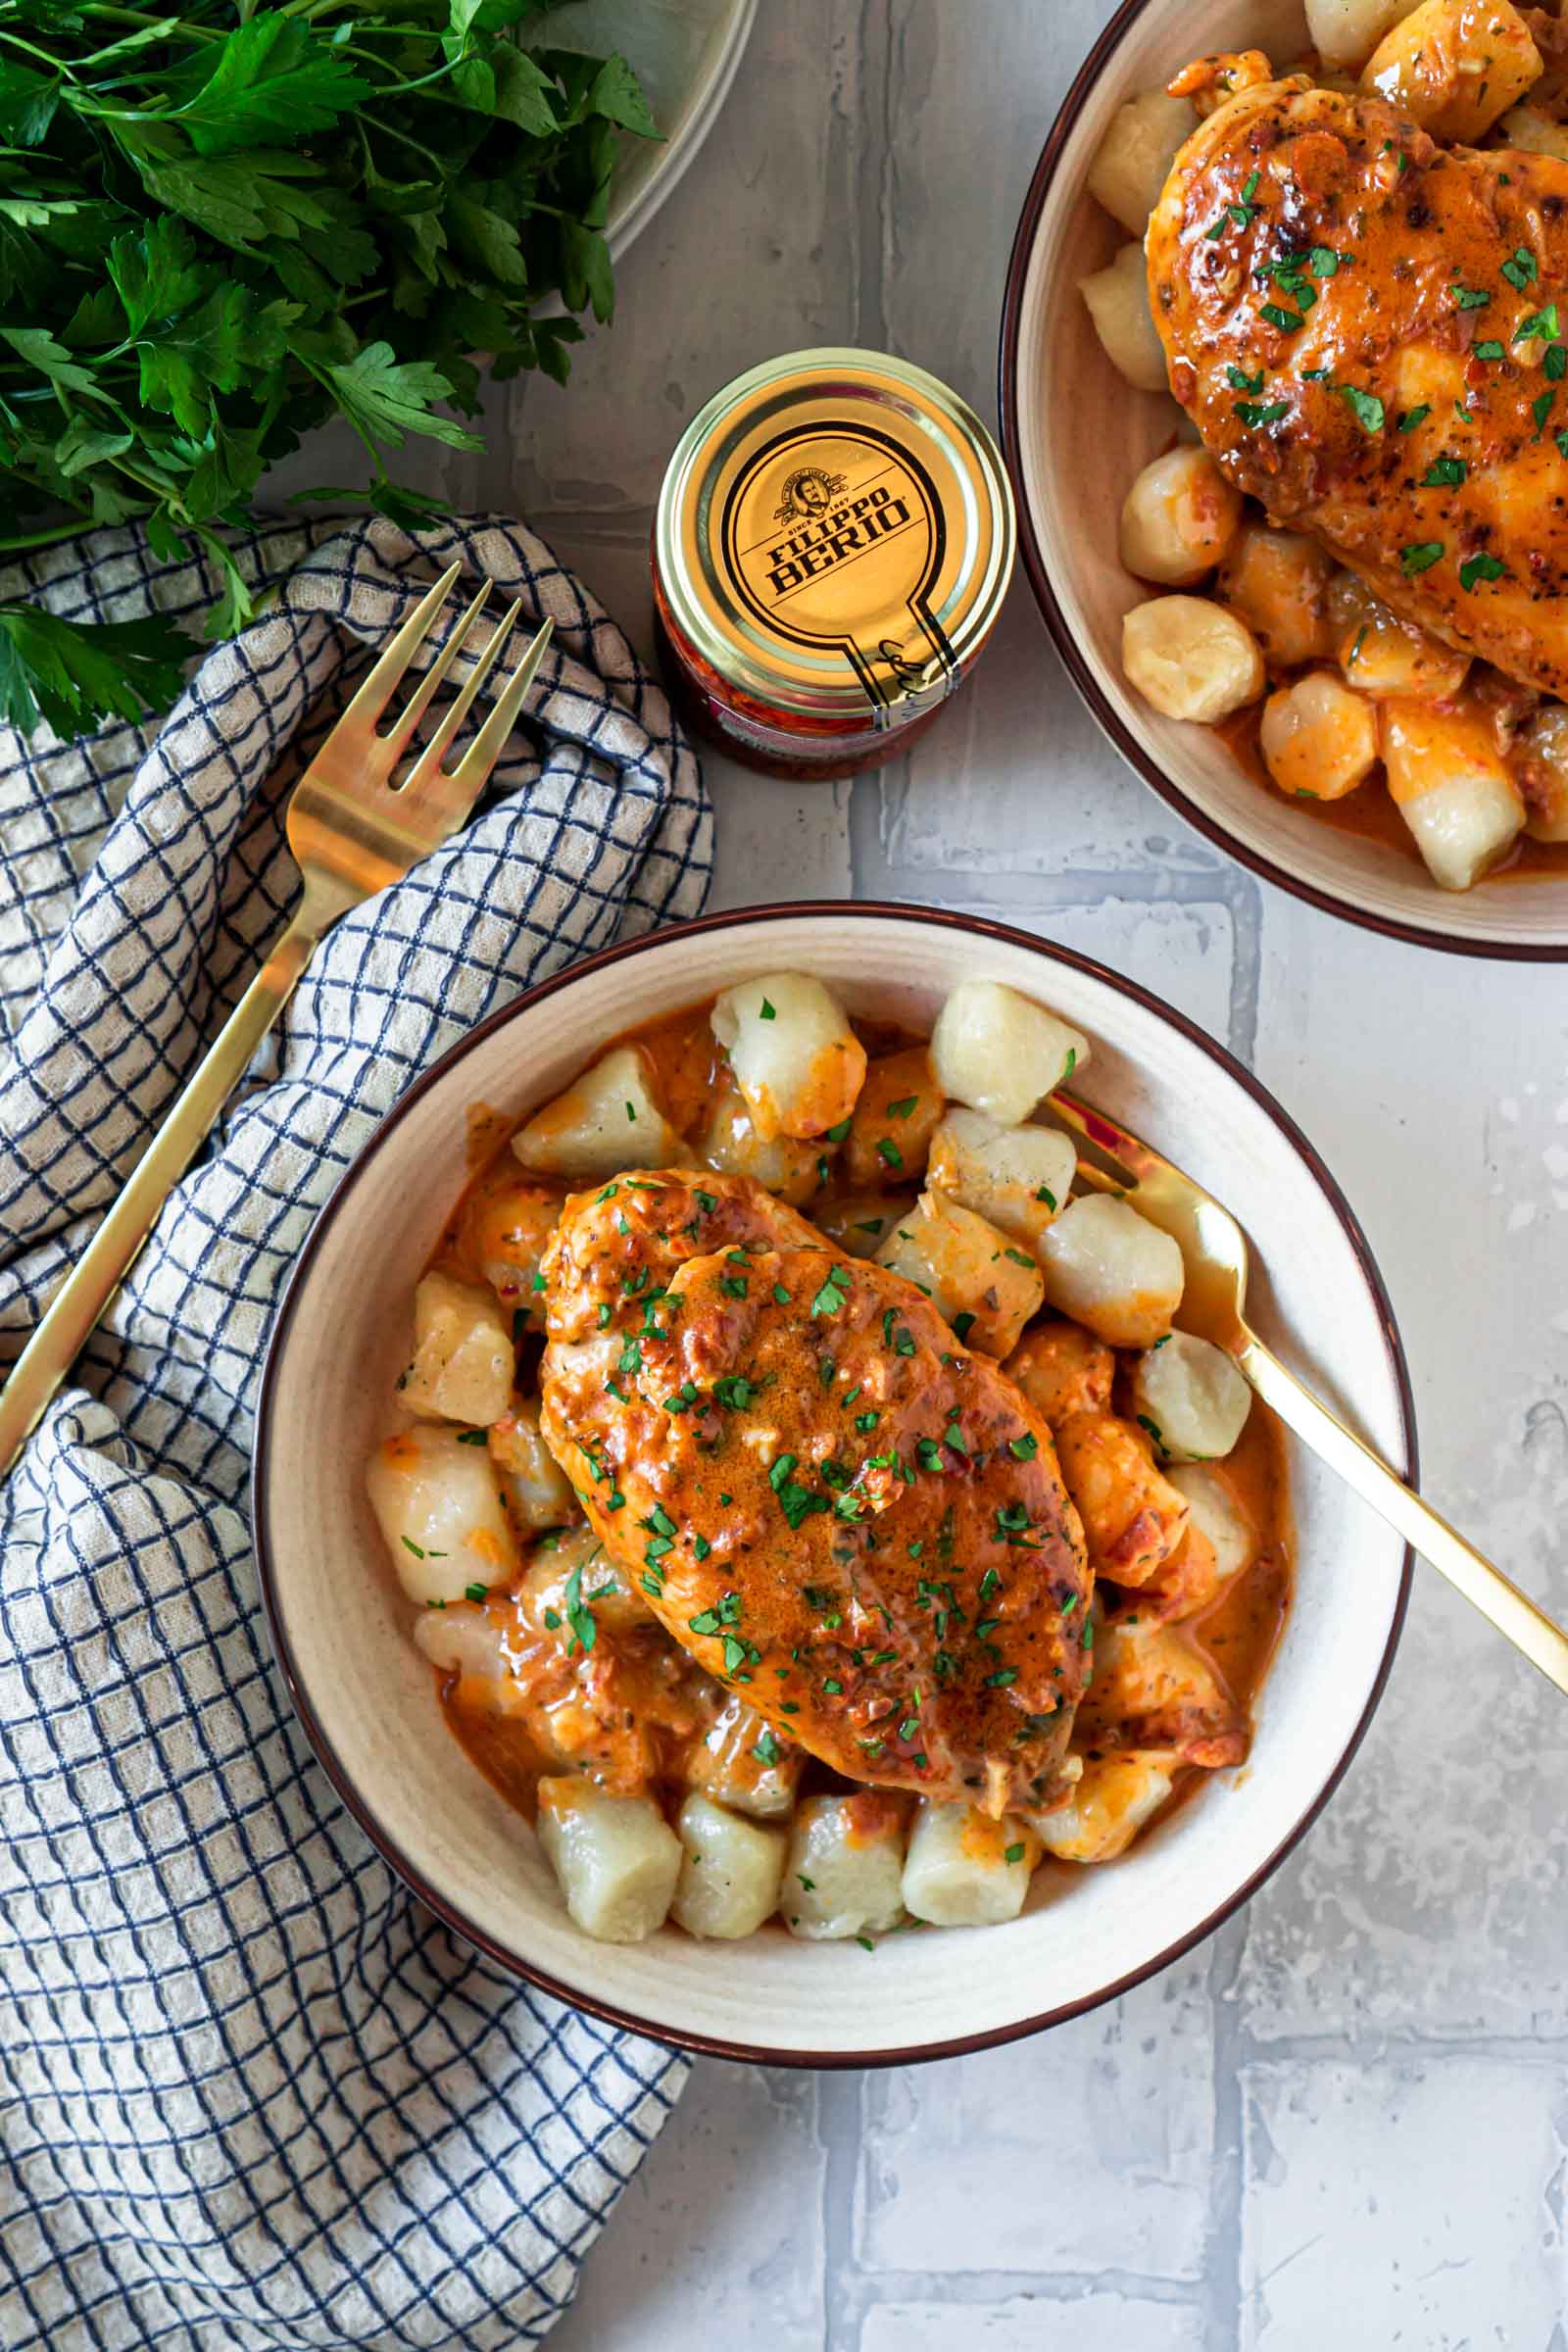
[[844, 1046, 943, 1190], [1362, 0, 1542, 138], [1511, 702, 1568, 841], [488, 1393, 577, 1531], [710, 971, 867, 1141], [1037, 1193, 1185, 1348], [1033, 1752, 1176, 1863], [413, 1595, 512, 1682], [926, 1108, 1078, 1253], [781, 1790, 907, 1941], [1124, 1519, 1225, 1626], [1079, 242, 1169, 392], [1004, 1319, 1115, 1425], [1054, 1409, 1192, 1587], [1122, 595, 1265, 724], [453, 1171, 562, 1316], [1167, 1461, 1258, 1587], [520, 1523, 645, 1640], [671, 1793, 788, 1940], [1216, 524, 1337, 667], [367, 1423, 519, 1604], [1087, 89, 1198, 234], [399, 1270, 514, 1428], [535, 1777, 682, 1944], [512, 1046, 683, 1182], [901, 1802, 1039, 1928], [1334, 576, 1471, 702], [929, 979, 1090, 1125], [811, 1192, 918, 1259], [1494, 100, 1568, 157], [1119, 448, 1245, 588], [874, 1191, 1045, 1358], [1382, 697, 1527, 889], [1305, 0, 1423, 70], [683, 1693, 804, 1819], [1130, 1331, 1253, 1463], [699, 1073, 831, 1206], [1074, 1618, 1247, 1767], [1259, 670, 1380, 803]]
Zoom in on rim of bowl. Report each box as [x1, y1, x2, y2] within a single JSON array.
[[252, 900, 1418, 2069], [997, 0, 1568, 963]]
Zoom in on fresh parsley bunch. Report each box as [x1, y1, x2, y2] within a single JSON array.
[[0, 0, 655, 738]]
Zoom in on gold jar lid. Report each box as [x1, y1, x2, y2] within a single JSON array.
[[656, 347, 1016, 725]]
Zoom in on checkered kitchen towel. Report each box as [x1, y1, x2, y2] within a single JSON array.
[[0, 512, 710, 2350]]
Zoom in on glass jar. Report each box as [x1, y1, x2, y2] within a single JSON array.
[[653, 347, 1016, 780]]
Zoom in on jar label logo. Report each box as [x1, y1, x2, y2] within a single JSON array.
[[720, 421, 957, 714], [771, 464, 849, 526]]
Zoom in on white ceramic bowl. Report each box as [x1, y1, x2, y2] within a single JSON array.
[[253, 906, 1414, 2065], [1000, 0, 1568, 959]]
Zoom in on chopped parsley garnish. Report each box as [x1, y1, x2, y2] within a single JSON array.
[[1226, 364, 1264, 394], [694, 1189, 717, 1212], [773, 1283, 792, 1305], [887, 1096, 918, 1118], [1547, 345, 1568, 383], [720, 1273, 748, 1298], [688, 1592, 743, 1637], [564, 1562, 598, 1653], [457, 1429, 488, 1446], [1535, 390, 1556, 438], [753, 1728, 780, 1767], [1235, 399, 1290, 428], [760, 997, 776, 1019], [1501, 245, 1538, 291], [1400, 540, 1445, 575], [624, 1101, 636, 1122], [876, 1137, 904, 1170], [810, 1264, 853, 1317], [1258, 302, 1301, 334], [944, 1422, 969, 1454], [1452, 284, 1491, 311], [1337, 382, 1384, 433], [1004, 1842, 1026, 1866], [1003, 1246, 1035, 1268], [1516, 302, 1559, 341], [1422, 456, 1466, 487], [824, 1117, 852, 1143], [1008, 1433, 1038, 1461], [712, 1374, 759, 1410], [1473, 339, 1504, 362], [984, 1666, 1018, 1689], [1307, 244, 1340, 276], [1459, 551, 1506, 590], [1396, 405, 1430, 433], [1205, 167, 1261, 238], [464, 1582, 488, 1603], [953, 1311, 976, 1343]]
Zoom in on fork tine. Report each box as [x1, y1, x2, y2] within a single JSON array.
[[381, 579, 492, 759], [402, 599, 523, 791], [335, 560, 464, 735], [444, 617, 554, 796]]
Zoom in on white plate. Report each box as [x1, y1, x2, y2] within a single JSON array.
[[1000, 0, 1568, 957], [542, 0, 758, 259], [254, 906, 1414, 2066]]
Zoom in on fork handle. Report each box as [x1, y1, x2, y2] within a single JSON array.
[[0, 911, 319, 1479], [1237, 1332, 1568, 1697]]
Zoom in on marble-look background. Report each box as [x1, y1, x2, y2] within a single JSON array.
[[282, 4, 1568, 2340]]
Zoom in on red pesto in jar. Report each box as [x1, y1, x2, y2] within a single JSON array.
[[652, 346, 1016, 780]]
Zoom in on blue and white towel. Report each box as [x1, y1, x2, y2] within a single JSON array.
[[0, 513, 710, 2350]]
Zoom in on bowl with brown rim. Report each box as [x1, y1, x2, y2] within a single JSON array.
[[1000, 0, 1568, 957], [252, 903, 1414, 2065]]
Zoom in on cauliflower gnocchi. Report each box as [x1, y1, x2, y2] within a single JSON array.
[[513, 1046, 682, 1181], [930, 979, 1089, 1124], [874, 1189, 1045, 1357], [1119, 448, 1244, 588], [1087, 88, 1197, 233], [926, 1108, 1077, 1254], [710, 971, 866, 1140], [1079, 242, 1170, 392], [370, 973, 1292, 1955], [1122, 596, 1266, 724], [1037, 1193, 1185, 1348]]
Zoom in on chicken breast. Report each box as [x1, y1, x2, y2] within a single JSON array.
[[538, 1169, 1093, 1813], [1148, 70, 1568, 691]]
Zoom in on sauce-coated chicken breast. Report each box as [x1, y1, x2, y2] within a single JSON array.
[[1148, 71, 1568, 691], [538, 1169, 1093, 1813]]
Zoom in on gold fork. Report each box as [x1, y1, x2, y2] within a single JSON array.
[[0, 564, 553, 1479], [1050, 1087, 1568, 1696]]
